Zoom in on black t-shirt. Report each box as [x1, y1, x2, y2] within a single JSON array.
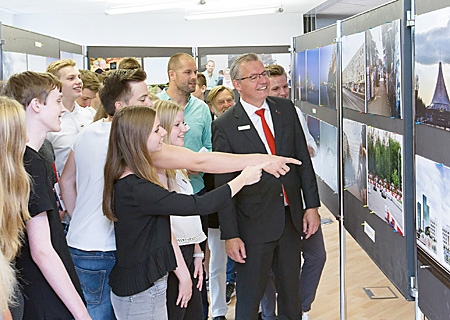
[[16, 146, 84, 320]]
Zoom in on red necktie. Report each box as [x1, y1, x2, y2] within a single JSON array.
[[255, 109, 276, 155], [255, 108, 289, 205]]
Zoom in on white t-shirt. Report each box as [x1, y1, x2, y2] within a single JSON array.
[[66, 119, 115, 251], [170, 170, 207, 246], [47, 102, 93, 174]]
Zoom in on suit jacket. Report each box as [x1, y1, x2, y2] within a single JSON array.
[[213, 96, 320, 245]]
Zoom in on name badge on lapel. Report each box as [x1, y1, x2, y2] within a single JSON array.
[[238, 125, 251, 131]]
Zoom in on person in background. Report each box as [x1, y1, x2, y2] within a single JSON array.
[[95, 59, 107, 74], [157, 53, 212, 195], [193, 73, 207, 101], [203, 60, 218, 89], [204, 85, 236, 320], [0, 96, 31, 320], [213, 53, 321, 320], [46, 59, 93, 175], [263, 64, 324, 320], [217, 69, 224, 84], [77, 69, 101, 116], [102, 105, 266, 319], [154, 100, 206, 320], [3, 71, 91, 320], [217, 68, 234, 90], [206, 86, 234, 118], [118, 57, 141, 70]]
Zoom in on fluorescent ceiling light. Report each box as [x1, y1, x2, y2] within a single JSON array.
[[105, 1, 188, 15], [185, 6, 283, 20]]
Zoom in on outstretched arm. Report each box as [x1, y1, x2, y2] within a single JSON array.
[[152, 144, 300, 178]]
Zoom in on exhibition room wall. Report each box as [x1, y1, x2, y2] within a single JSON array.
[[0, 10, 302, 47], [292, 0, 450, 319]]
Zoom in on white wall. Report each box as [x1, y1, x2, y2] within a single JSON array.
[[7, 12, 303, 47], [0, 10, 14, 25]]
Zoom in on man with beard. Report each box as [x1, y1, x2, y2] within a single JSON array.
[[157, 52, 212, 195]]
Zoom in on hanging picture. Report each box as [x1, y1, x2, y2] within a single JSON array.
[[343, 119, 368, 205], [365, 20, 402, 118], [416, 155, 450, 274], [306, 48, 320, 106], [367, 126, 404, 235], [342, 32, 366, 112], [319, 43, 337, 109], [415, 7, 450, 130]]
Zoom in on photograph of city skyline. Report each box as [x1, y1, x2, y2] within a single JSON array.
[[415, 7, 450, 131], [416, 155, 450, 274]]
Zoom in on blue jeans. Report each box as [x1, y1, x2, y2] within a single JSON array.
[[69, 247, 117, 320], [226, 257, 236, 284]]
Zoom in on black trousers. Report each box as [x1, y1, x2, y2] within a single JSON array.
[[234, 208, 303, 320], [167, 244, 203, 320]]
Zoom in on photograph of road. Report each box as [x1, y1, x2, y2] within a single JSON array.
[[416, 155, 450, 273], [342, 32, 366, 112], [306, 115, 321, 177], [367, 126, 403, 235], [366, 20, 402, 118], [295, 50, 306, 101], [343, 119, 367, 205], [319, 43, 337, 109], [307, 48, 320, 106], [415, 7, 450, 131], [319, 121, 337, 192]]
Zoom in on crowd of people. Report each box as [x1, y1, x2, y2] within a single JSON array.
[[0, 53, 324, 320]]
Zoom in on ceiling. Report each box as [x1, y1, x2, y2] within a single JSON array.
[[0, 0, 391, 17]]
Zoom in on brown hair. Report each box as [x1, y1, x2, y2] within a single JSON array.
[[99, 69, 147, 116], [196, 73, 206, 88], [80, 69, 101, 92], [103, 106, 163, 221], [118, 57, 141, 70], [2, 71, 62, 109], [265, 64, 287, 77]]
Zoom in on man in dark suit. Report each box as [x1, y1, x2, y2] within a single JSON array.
[[213, 53, 321, 320]]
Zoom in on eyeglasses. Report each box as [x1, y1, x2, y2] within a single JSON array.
[[236, 71, 268, 81]]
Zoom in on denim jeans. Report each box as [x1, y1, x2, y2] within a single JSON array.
[[226, 256, 236, 284], [111, 274, 168, 320], [69, 247, 117, 320]]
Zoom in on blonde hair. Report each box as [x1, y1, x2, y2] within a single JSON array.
[[0, 252, 16, 313], [103, 106, 163, 221], [0, 97, 31, 262], [46, 59, 76, 78], [152, 100, 187, 182]]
